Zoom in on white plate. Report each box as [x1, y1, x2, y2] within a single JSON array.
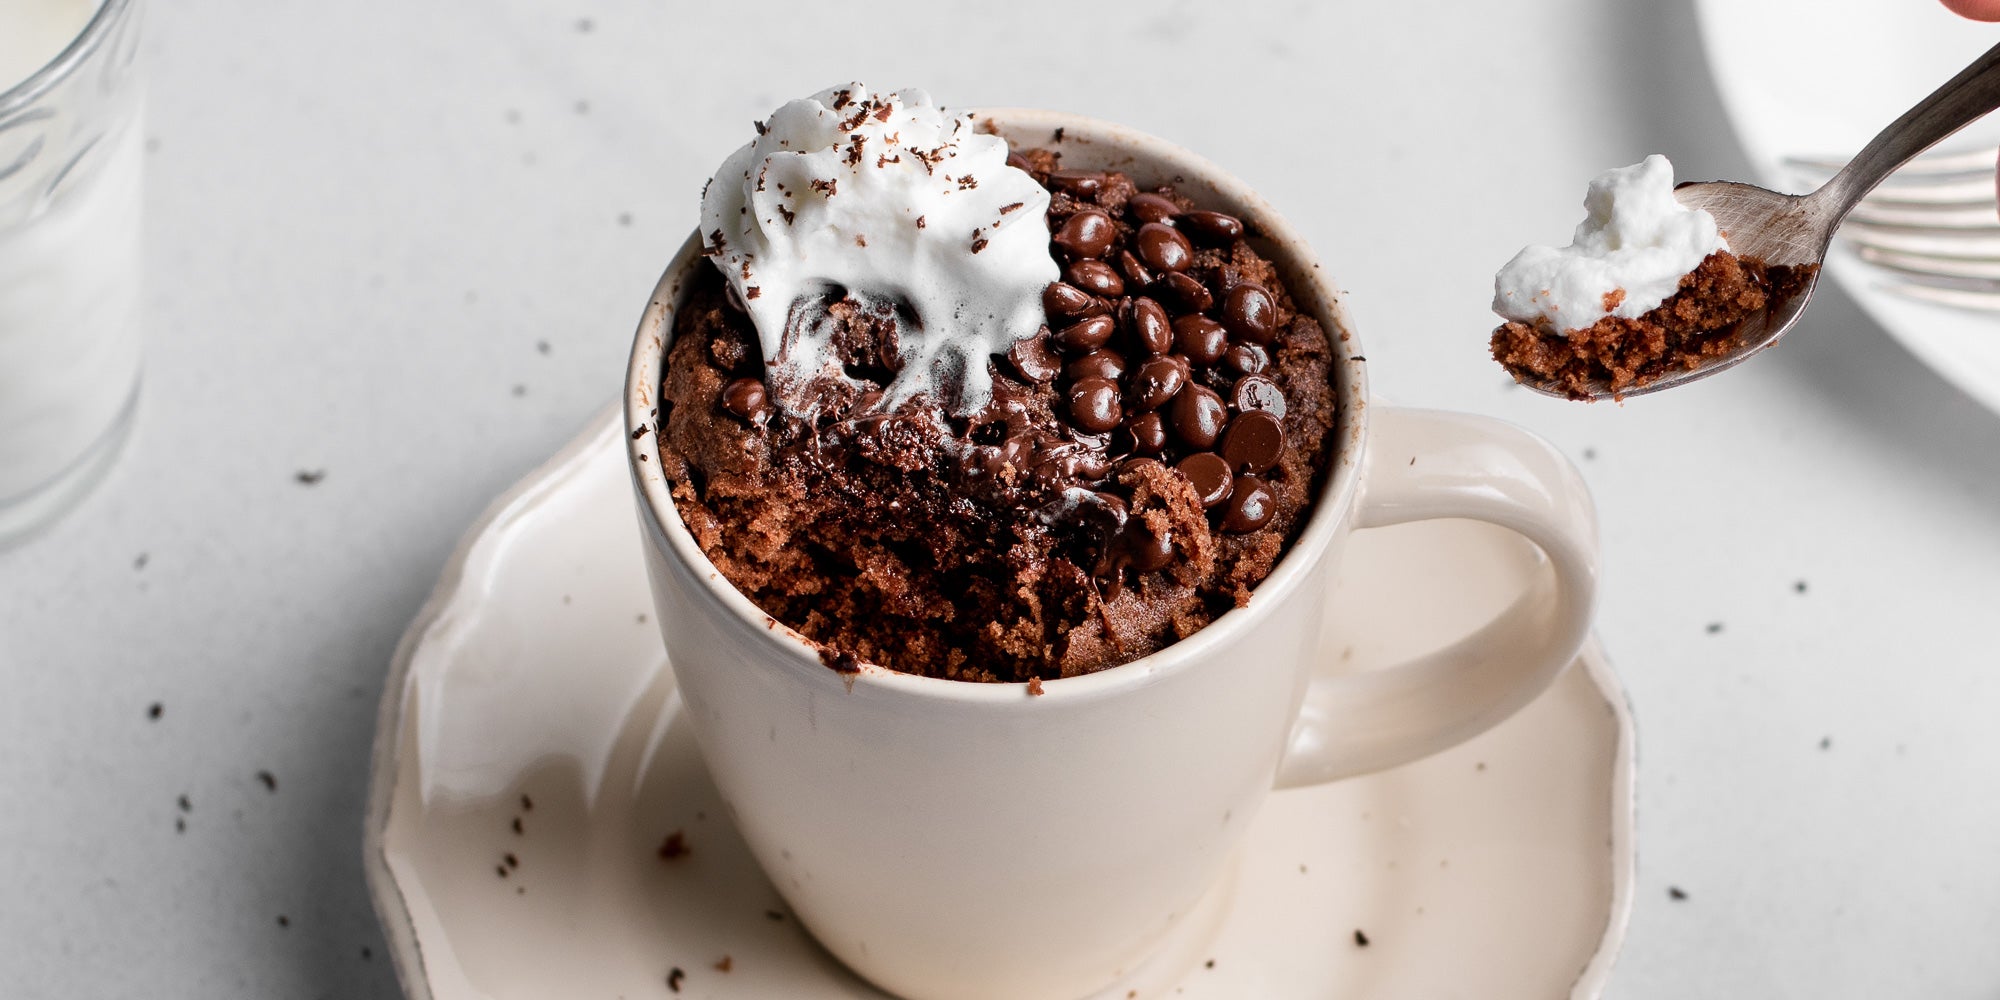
[[1696, 0, 2000, 414], [363, 406, 1636, 1000]]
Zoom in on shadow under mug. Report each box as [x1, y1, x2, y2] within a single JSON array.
[[625, 109, 1598, 1000]]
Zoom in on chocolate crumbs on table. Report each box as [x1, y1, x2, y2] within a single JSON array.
[[1354, 929, 1370, 947], [294, 469, 325, 486], [1668, 886, 1688, 901], [667, 967, 686, 992], [658, 830, 691, 860], [147, 702, 162, 720]]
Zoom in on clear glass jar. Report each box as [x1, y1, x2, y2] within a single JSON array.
[[0, 0, 143, 546]]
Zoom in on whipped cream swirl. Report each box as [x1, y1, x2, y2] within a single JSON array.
[[699, 83, 1058, 414], [1493, 155, 1728, 334]]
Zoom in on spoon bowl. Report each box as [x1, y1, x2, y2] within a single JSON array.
[[1517, 40, 2000, 402]]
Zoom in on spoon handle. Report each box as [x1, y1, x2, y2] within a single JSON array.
[[1821, 40, 2000, 218]]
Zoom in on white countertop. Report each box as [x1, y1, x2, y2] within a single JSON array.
[[4, 1, 1998, 997]]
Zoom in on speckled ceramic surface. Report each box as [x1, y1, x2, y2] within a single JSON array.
[[363, 407, 1635, 1000]]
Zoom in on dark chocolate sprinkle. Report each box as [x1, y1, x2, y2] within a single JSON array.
[[1169, 385, 1228, 449], [1065, 349, 1127, 384], [1173, 315, 1228, 366], [1047, 169, 1103, 197], [1052, 314, 1117, 354], [1221, 411, 1285, 474], [1067, 379, 1124, 434], [1222, 283, 1278, 343], [1231, 375, 1286, 416], [1043, 281, 1094, 318], [1120, 412, 1168, 456], [1160, 270, 1213, 312], [1066, 259, 1124, 297], [1221, 475, 1276, 532], [1180, 209, 1245, 244], [1135, 223, 1194, 273], [1121, 519, 1175, 572], [1222, 343, 1269, 375], [1129, 297, 1172, 357], [1175, 453, 1234, 509], [1128, 192, 1179, 224], [1007, 333, 1062, 383], [1054, 210, 1116, 260], [1127, 357, 1187, 412]]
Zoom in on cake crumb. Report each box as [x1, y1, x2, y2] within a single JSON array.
[[1353, 929, 1370, 947], [658, 830, 691, 860], [147, 702, 162, 720], [1026, 677, 1044, 697], [714, 955, 733, 972], [1668, 886, 1688, 901], [667, 967, 685, 992], [256, 770, 277, 792], [295, 469, 326, 486]]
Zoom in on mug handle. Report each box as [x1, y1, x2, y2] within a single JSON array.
[[1273, 407, 1599, 789]]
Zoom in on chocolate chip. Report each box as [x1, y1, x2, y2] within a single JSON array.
[[1222, 343, 1269, 375], [1121, 519, 1175, 572], [1044, 281, 1094, 318], [1136, 222, 1194, 273], [1006, 332, 1062, 383], [1053, 314, 1117, 354], [1054, 210, 1115, 260], [1222, 475, 1275, 532], [1170, 385, 1228, 449], [1129, 297, 1172, 356], [1006, 151, 1033, 173], [1175, 452, 1234, 509], [1115, 249, 1154, 288], [1067, 378, 1123, 433], [1065, 349, 1127, 384], [1128, 192, 1179, 224], [1222, 283, 1278, 343], [1221, 410, 1284, 473], [1126, 356, 1187, 412], [720, 377, 770, 425], [1067, 259, 1125, 297], [1120, 412, 1167, 455], [1180, 209, 1245, 244], [1173, 315, 1228, 366], [1047, 169, 1104, 198], [1160, 271, 1213, 312], [1231, 374, 1286, 416]]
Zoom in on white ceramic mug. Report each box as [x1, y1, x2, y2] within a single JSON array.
[[624, 110, 1598, 1000]]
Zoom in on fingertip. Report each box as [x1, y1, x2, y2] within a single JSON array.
[[1942, 0, 2000, 22]]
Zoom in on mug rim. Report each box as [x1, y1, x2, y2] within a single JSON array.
[[625, 106, 1370, 704]]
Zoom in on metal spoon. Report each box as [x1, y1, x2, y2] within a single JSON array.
[[1520, 40, 2000, 401]]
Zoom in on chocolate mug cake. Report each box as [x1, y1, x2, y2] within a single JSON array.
[[653, 84, 1338, 682]]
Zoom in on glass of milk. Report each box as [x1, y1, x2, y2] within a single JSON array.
[[0, 0, 143, 546]]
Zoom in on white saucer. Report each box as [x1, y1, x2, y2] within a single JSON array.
[[364, 406, 1636, 1000]]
